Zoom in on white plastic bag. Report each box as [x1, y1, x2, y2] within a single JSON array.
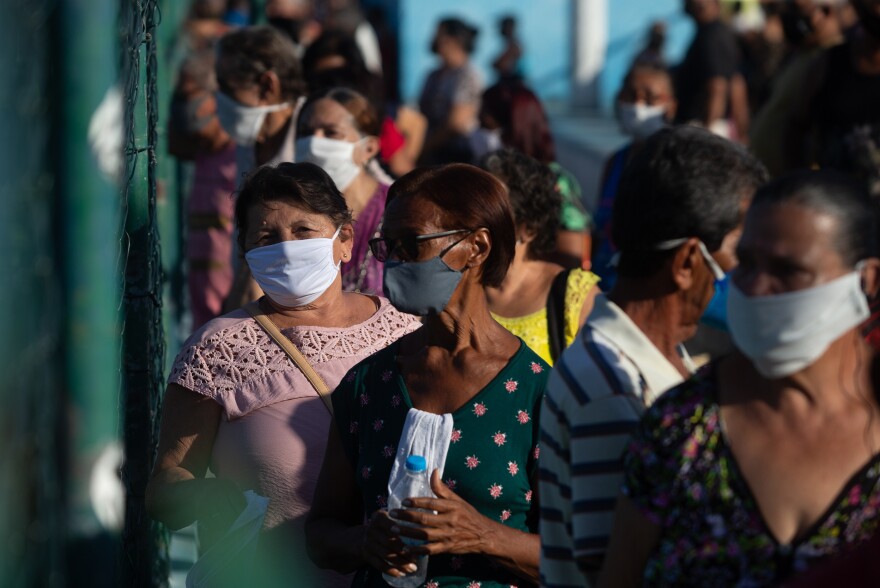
[[186, 490, 270, 588]]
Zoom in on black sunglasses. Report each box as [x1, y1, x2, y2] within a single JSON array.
[[369, 229, 472, 263]]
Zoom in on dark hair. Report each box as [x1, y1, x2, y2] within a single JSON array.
[[621, 61, 674, 91], [481, 149, 561, 258], [216, 26, 306, 100], [301, 31, 387, 117], [297, 86, 382, 137], [481, 81, 556, 163], [438, 17, 479, 55], [751, 169, 879, 265], [235, 162, 353, 250], [612, 125, 768, 277], [387, 164, 515, 287]]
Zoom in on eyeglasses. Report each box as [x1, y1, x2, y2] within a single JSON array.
[[369, 229, 472, 263]]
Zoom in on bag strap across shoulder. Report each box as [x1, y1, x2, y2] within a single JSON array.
[[244, 300, 333, 415], [546, 268, 572, 363]]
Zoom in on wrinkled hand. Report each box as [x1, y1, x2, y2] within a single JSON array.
[[362, 509, 419, 578], [390, 470, 490, 556]]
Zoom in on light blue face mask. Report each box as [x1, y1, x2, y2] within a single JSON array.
[[700, 273, 730, 332], [382, 257, 463, 316]]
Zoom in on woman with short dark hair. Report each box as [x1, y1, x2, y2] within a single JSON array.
[[215, 25, 307, 172], [306, 164, 547, 587], [483, 149, 600, 365], [147, 163, 419, 588]]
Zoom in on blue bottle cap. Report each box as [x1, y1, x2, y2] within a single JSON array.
[[405, 455, 427, 472]]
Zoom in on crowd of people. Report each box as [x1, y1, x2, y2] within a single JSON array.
[[144, 0, 880, 587]]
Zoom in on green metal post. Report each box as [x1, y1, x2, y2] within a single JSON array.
[[0, 1, 64, 586], [57, 0, 124, 586]]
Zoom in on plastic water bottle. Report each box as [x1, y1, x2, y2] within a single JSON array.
[[382, 455, 431, 587]]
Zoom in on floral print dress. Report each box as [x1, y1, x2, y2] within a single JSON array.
[[333, 338, 549, 588], [622, 364, 880, 587]]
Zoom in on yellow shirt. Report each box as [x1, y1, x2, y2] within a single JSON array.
[[492, 269, 600, 365]]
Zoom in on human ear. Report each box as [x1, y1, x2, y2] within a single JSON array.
[[259, 71, 283, 104], [356, 136, 380, 165], [671, 238, 701, 291], [465, 228, 492, 271], [336, 223, 355, 263], [860, 258, 880, 299]]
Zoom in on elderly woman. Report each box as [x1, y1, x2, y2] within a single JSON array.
[[482, 149, 600, 365], [599, 170, 880, 587], [146, 163, 420, 587], [306, 164, 547, 587], [295, 87, 391, 295]]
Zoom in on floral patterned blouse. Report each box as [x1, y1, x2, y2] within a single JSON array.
[[623, 364, 880, 587], [333, 338, 549, 588]]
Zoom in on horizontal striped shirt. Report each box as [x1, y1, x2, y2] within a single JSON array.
[[539, 294, 692, 587]]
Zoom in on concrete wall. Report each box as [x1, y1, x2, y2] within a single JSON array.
[[598, 0, 694, 113]]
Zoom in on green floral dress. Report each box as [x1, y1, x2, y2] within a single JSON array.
[[623, 363, 880, 587], [333, 338, 549, 588]]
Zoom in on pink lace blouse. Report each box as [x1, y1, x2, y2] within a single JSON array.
[[168, 297, 420, 586]]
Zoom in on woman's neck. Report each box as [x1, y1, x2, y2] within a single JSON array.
[[760, 332, 876, 412], [343, 171, 379, 220], [261, 281, 354, 329], [422, 279, 508, 355]]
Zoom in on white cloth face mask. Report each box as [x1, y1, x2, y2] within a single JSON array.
[[215, 92, 291, 148], [294, 136, 364, 191], [617, 102, 668, 140], [245, 227, 342, 308], [727, 270, 870, 379]]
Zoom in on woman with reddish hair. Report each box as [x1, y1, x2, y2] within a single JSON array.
[[479, 80, 591, 269]]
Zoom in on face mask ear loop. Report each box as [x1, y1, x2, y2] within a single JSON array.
[[332, 225, 344, 270], [856, 259, 870, 296]]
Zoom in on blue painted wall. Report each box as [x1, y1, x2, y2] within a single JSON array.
[[599, 0, 694, 113], [397, 0, 571, 104]]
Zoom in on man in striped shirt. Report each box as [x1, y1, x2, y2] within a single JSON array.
[[538, 126, 768, 587]]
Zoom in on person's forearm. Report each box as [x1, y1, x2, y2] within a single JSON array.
[[305, 519, 368, 573], [704, 77, 729, 127], [146, 468, 214, 530], [480, 521, 540, 583]]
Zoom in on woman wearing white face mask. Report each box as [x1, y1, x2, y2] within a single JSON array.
[[595, 62, 678, 288], [215, 26, 307, 175], [599, 170, 880, 588], [295, 87, 391, 295], [147, 163, 420, 588]]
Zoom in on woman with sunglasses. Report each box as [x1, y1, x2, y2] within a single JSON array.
[[306, 164, 548, 587]]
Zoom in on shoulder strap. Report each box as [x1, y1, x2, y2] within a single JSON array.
[[546, 269, 572, 363], [244, 300, 333, 415]]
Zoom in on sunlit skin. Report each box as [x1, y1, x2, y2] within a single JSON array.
[[146, 200, 377, 557], [242, 201, 378, 326], [306, 193, 541, 583], [597, 201, 880, 588], [215, 53, 295, 165], [296, 98, 380, 218]]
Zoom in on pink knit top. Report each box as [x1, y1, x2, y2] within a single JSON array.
[[168, 297, 420, 586]]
